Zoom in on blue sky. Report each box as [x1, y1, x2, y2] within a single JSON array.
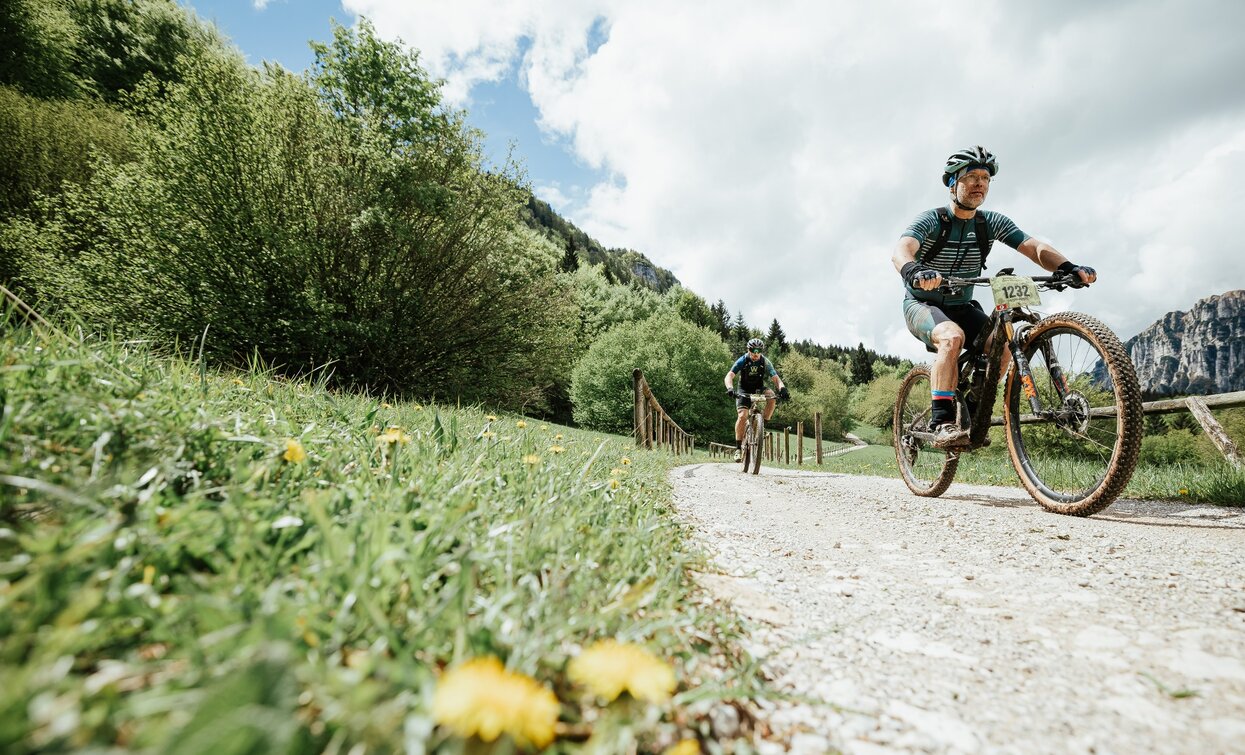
[[182, 0, 603, 203]]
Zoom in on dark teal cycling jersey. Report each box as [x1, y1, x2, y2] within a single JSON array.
[[731, 354, 776, 392], [901, 207, 1028, 305]]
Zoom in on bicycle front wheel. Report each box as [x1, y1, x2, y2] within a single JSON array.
[[893, 365, 958, 496], [1003, 312, 1142, 516]]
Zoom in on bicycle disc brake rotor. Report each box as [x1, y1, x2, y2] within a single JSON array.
[[1056, 392, 1091, 434]]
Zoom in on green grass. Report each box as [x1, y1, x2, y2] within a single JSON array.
[[0, 317, 764, 753], [739, 424, 1245, 506]]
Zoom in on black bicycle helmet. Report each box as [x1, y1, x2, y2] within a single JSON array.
[[942, 145, 998, 187]]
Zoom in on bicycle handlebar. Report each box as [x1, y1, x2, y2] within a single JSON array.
[[934, 270, 1087, 295]]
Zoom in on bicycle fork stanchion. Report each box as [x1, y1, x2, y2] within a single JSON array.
[[1004, 316, 1043, 416]]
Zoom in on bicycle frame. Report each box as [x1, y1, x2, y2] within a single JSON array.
[[908, 271, 1078, 454]]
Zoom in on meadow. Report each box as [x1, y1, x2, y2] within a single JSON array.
[[0, 315, 763, 753]]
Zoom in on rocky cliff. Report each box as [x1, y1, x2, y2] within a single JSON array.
[[1125, 290, 1245, 396]]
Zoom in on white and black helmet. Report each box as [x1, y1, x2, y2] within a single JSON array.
[[942, 145, 998, 187], [746, 338, 764, 351]]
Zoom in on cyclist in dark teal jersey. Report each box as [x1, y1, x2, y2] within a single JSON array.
[[891, 145, 1097, 447], [724, 337, 789, 461]]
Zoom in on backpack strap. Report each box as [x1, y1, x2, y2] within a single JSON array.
[[919, 207, 993, 271], [974, 212, 992, 270], [918, 207, 953, 265]]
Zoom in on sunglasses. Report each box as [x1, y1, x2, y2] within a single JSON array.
[[748, 348, 761, 353]]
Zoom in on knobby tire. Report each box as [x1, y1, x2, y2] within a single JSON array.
[[893, 365, 959, 496]]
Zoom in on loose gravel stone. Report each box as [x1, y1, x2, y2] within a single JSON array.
[[673, 463, 1245, 754]]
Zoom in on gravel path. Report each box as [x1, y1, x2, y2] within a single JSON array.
[[671, 463, 1245, 754]]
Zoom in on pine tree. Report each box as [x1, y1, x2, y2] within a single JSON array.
[[850, 342, 874, 385], [766, 318, 788, 354], [731, 311, 749, 343], [558, 243, 579, 273], [710, 299, 731, 340]]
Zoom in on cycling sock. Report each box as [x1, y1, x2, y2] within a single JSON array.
[[930, 397, 956, 427], [735, 440, 741, 449]]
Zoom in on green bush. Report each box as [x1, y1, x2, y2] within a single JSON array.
[[852, 372, 905, 429], [570, 314, 733, 439], [0, 85, 133, 289], [774, 350, 851, 440], [7, 24, 575, 407]]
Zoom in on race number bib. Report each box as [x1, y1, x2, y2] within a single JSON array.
[[991, 275, 1041, 309]]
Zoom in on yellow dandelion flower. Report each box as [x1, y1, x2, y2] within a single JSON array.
[[567, 640, 676, 703], [380, 402, 392, 409], [486, 415, 498, 422], [516, 420, 528, 429], [554, 433, 563, 440], [549, 445, 565, 454], [481, 431, 496, 440], [523, 454, 541, 465], [1179, 488, 1189, 495], [231, 378, 245, 387], [610, 479, 620, 490], [432, 657, 559, 748], [283, 438, 307, 463], [377, 427, 411, 445], [540, 425, 549, 431], [665, 740, 701, 755], [609, 468, 624, 476], [621, 457, 632, 465]]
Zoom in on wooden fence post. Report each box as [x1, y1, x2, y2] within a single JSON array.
[[783, 427, 790, 464], [1187, 396, 1243, 469], [815, 412, 823, 465], [797, 421, 804, 465]]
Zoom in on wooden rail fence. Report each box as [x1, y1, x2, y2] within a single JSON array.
[[991, 389, 1245, 469], [632, 369, 695, 454]]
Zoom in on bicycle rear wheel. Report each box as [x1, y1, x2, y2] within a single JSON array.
[[893, 366, 958, 496], [750, 414, 764, 475], [1003, 312, 1142, 516]]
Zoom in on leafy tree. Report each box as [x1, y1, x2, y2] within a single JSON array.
[[67, 0, 222, 103], [0, 0, 84, 99], [850, 342, 875, 385], [852, 372, 905, 429], [570, 315, 733, 439], [666, 286, 717, 332], [562, 264, 662, 347], [774, 351, 851, 439], [766, 318, 788, 355]]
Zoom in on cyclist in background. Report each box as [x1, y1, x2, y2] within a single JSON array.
[[891, 145, 1097, 448], [724, 337, 790, 461]]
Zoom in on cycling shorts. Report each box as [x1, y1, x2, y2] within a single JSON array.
[[903, 298, 988, 352]]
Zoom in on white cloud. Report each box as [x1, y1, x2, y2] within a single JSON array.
[[349, 0, 1245, 362]]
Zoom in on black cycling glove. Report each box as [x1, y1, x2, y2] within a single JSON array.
[[725, 388, 736, 398], [778, 386, 791, 401], [900, 261, 939, 288], [1057, 261, 1096, 287]]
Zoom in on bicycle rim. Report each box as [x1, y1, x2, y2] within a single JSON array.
[[751, 415, 763, 474], [893, 366, 958, 496], [1004, 312, 1143, 516]]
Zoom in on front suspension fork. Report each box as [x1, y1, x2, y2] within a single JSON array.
[[1004, 317, 1045, 415]]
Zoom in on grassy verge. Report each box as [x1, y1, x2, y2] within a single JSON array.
[[732, 425, 1244, 506], [0, 318, 763, 753]]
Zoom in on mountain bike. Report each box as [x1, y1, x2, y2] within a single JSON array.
[[893, 268, 1143, 516], [729, 389, 783, 475]]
